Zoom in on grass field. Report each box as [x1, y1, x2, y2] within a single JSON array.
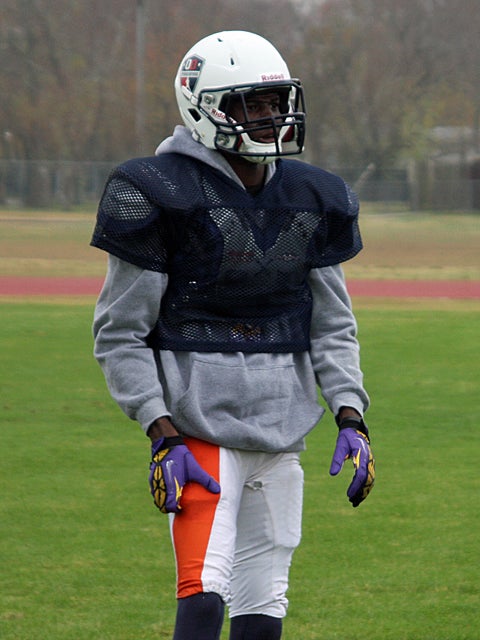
[[1, 210, 479, 639]]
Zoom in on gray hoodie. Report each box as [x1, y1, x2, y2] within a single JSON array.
[[92, 126, 369, 452]]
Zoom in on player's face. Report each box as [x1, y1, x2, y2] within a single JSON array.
[[226, 91, 283, 143]]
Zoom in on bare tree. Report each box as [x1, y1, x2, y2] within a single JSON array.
[[295, 0, 479, 170], [1, 0, 478, 178]]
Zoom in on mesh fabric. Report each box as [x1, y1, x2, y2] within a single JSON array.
[[91, 155, 362, 353]]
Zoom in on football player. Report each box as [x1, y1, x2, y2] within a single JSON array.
[[92, 30, 375, 640]]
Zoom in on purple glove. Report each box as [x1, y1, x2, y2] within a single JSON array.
[[330, 422, 375, 507], [149, 436, 221, 513]]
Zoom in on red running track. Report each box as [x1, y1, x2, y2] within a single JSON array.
[[0, 276, 479, 298]]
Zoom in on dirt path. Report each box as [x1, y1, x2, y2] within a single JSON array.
[[0, 276, 479, 298]]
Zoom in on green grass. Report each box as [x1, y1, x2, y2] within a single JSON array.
[[0, 302, 176, 639], [293, 309, 480, 639], [1, 302, 479, 639]]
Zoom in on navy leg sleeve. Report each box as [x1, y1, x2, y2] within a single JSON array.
[[229, 614, 282, 639], [173, 592, 225, 640]]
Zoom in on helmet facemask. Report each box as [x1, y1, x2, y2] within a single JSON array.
[[196, 81, 306, 164]]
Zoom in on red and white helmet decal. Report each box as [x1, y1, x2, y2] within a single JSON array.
[[179, 55, 205, 93]]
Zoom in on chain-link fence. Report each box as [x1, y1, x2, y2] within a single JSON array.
[[0, 160, 115, 209], [1, 159, 479, 211]]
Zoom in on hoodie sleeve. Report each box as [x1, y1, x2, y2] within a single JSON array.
[[308, 264, 369, 417], [92, 254, 170, 432]]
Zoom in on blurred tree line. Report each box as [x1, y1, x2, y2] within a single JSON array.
[[1, 0, 479, 173]]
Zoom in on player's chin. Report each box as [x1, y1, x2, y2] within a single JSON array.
[[257, 134, 275, 143]]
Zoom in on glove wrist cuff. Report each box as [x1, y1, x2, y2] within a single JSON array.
[[151, 435, 185, 456], [159, 435, 185, 449], [336, 415, 369, 439]]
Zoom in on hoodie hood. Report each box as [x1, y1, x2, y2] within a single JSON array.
[[155, 125, 275, 190]]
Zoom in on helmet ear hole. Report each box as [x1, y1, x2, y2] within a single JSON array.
[[188, 108, 202, 122]]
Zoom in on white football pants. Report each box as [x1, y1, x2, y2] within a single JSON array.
[[169, 439, 304, 619]]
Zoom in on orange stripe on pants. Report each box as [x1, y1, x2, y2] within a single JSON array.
[[172, 438, 221, 599]]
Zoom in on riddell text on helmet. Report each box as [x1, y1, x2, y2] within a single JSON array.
[[260, 73, 286, 81]]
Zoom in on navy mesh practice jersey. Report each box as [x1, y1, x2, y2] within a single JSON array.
[[91, 154, 362, 353]]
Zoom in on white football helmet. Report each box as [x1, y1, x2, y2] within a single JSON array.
[[174, 31, 306, 164]]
